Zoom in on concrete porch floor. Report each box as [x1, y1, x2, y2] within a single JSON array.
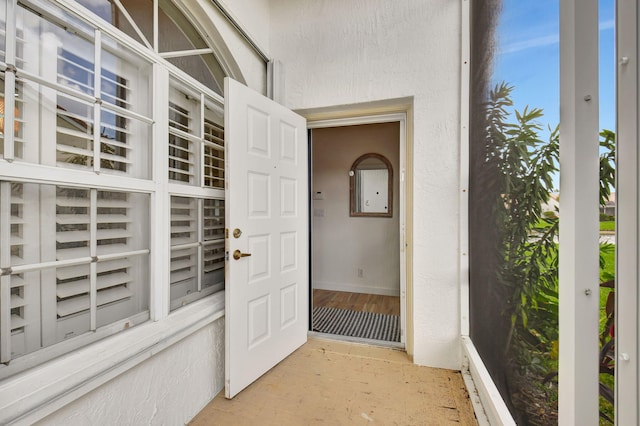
[[189, 337, 478, 425]]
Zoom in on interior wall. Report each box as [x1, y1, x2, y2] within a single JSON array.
[[270, 0, 462, 370], [312, 123, 400, 296]]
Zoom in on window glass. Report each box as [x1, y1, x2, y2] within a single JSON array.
[[170, 196, 224, 311], [204, 115, 225, 189], [0, 72, 22, 160], [166, 55, 222, 94], [76, 0, 152, 46], [168, 78, 225, 187], [75, 0, 225, 94], [0, 1, 6, 64], [9, 5, 152, 178], [0, 181, 150, 362]]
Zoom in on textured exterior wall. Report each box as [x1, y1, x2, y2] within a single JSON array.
[[218, 0, 271, 51], [312, 123, 400, 296], [270, 0, 462, 369], [35, 318, 225, 426]]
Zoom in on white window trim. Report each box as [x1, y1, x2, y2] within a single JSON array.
[[0, 292, 224, 425]]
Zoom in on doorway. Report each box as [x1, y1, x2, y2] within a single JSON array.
[[308, 117, 406, 347]]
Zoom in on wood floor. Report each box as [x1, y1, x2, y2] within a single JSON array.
[[313, 289, 400, 316]]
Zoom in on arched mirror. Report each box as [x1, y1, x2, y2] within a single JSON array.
[[349, 153, 393, 217]]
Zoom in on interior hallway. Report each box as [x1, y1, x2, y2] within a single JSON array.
[[189, 337, 478, 425]]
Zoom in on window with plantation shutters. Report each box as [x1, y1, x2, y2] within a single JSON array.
[[6, 6, 153, 174], [167, 76, 225, 312], [0, 3, 153, 368], [0, 182, 40, 362], [168, 79, 225, 188], [52, 188, 149, 337], [0, 0, 228, 379], [0, 181, 150, 362]]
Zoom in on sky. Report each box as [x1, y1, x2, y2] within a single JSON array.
[[492, 0, 616, 139]]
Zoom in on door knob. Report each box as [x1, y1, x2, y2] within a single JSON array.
[[233, 249, 252, 260]]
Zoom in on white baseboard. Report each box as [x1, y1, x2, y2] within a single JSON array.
[[313, 280, 400, 297]]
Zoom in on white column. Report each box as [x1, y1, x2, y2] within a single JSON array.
[[615, 0, 639, 423], [559, 0, 600, 424]]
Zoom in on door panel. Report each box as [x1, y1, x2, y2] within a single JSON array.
[[224, 77, 308, 398]]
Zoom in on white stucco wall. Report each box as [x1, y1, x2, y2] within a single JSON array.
[[270, 0, 462, 369], [35, 318, 225, 426], [312, 123, 400, 296], [217, 0, 271, 52]]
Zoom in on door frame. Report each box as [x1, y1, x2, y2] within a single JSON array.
[[305, 111, 411, 352]]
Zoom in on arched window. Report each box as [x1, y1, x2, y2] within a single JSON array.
[[75, 0, 237, 94]]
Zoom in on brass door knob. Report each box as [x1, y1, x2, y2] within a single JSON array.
[[233, 249, 252, 260]]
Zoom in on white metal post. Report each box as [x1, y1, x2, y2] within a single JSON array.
[[559, 0, 600, 424], [459, 0, 470, 338], [615, 0, 639, 423]]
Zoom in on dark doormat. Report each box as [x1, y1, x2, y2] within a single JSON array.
[[312, 306, 401, 342]]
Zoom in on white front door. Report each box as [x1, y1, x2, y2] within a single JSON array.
[[224, 77, 308, 398]]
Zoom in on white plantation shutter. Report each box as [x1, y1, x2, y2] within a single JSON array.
[[0, 181, 150, 357], [170, 196, 224, 310], [0, 182, 41, 362], [170, 196, 198, 301], [55, 189, 134, 316], [203, 119, 225, 189], [54, 39, 96, 170], [55, 47, 151, 177], [52, 188, 148, 341], [167, 79, 225, 311], [202, 198, 225, 282], [169, 99, 198, 184], [168, 82, 226, 188]]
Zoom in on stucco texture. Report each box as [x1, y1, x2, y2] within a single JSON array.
[[270, 0, 462, 369], [36, 319, 225, 426]]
